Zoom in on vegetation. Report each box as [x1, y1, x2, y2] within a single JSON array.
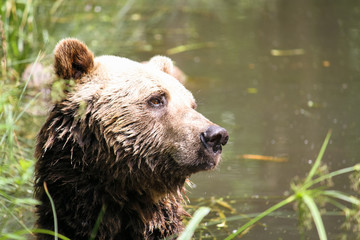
[[225, 131, 360, 240], [0, 78, 38, 238], [0, 0, 48, 239], [1, 0, 359, 239], [179, 131, 360, 240]]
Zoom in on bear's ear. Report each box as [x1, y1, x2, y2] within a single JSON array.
[[148, 56, 174, 75], [54, 38, 94, 80]]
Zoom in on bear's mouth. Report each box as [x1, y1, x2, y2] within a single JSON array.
[[196, 158, 219, 170], [186, 149, 222, 173], [170, 148, 221, 174]]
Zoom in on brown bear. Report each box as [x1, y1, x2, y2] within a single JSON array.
[[34, 38, 228, 240]]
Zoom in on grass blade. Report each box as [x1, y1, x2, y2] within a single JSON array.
[[322, 190, 360, 205], [89, 204, 107, 240], [43, 182, 58, 240], [31, 229, 69, 240], [224, 195, 296, 240], [15, 92, 41, 123], [18, 51, 41, 105], [0, 201, 32, 234], [305, 130, 332, 183], [0, 229, 70, 240], [307, 164, 360, 189], [302, 194, 327, 240], [177, 207, 210, 240]]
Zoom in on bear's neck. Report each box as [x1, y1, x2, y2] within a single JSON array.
[[34, 103, 188, 239]]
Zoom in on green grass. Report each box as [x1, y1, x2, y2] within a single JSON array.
[[178, 207, 211, 240], [0, 1, 44, 238], [0, 80, 38, 236], [181, 131, 360, 240], [1, 0, 47, 74]]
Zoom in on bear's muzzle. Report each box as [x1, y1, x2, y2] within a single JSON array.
[[200, 125, 229, 154]]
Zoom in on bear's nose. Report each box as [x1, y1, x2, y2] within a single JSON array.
[[200, 125, 229, 153]]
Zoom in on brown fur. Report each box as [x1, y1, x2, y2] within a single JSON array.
[[34, 39, 227, 240], [54, 38, 94, 80]]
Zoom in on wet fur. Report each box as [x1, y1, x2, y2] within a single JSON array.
[[35, 99, 188, 239], [35, 39, 216, 239]]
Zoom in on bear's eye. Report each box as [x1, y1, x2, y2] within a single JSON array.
[[148, 95, 166, 108]]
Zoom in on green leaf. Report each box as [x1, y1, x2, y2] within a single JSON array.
[[302, 194, 327, 240], [322, 190, 360, 205], [177, 207, 210, 240], [305, 130, 332, 183], [308, 165, 359, 188], [224, 195, 296, 240], [0, 229, 71, 240], [0, 233, 27, 240], [44, 182, 58, 240], [13, 197, 39, 206]]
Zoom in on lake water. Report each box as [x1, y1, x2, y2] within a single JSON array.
[[37, 1, 360, 239]]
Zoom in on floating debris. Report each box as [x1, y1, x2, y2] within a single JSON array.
[[247, 88, 258, 94], [167, 42, 216, 55], [239, 154, 288, 162], [322, 60, 331, 67], [216, 199, 236, 214], [270, 48, 305, 56]]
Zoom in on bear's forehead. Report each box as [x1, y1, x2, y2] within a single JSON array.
[[93, 56, 195, 104]]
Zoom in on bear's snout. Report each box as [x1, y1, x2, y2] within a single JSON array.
[[200, 125, 229, 154]]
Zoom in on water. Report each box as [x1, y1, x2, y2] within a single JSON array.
[[37, 1, 360, 239]]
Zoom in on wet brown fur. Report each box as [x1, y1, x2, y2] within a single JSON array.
[[34, 39, 219, 240], [54, 39, 94, 80]]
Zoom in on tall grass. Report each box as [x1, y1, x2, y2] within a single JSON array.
[[1, 0, 45, 75], [0, 0, 42, 238], [0, 78, 38, 237]]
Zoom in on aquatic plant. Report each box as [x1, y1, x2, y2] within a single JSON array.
[[0, 78, 37, 238], [180, 131, 360, 240]]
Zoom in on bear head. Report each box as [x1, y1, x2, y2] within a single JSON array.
[[37, 38, 229, 201]]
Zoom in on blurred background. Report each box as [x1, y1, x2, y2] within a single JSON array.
[[1, 0, 360, 239]]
